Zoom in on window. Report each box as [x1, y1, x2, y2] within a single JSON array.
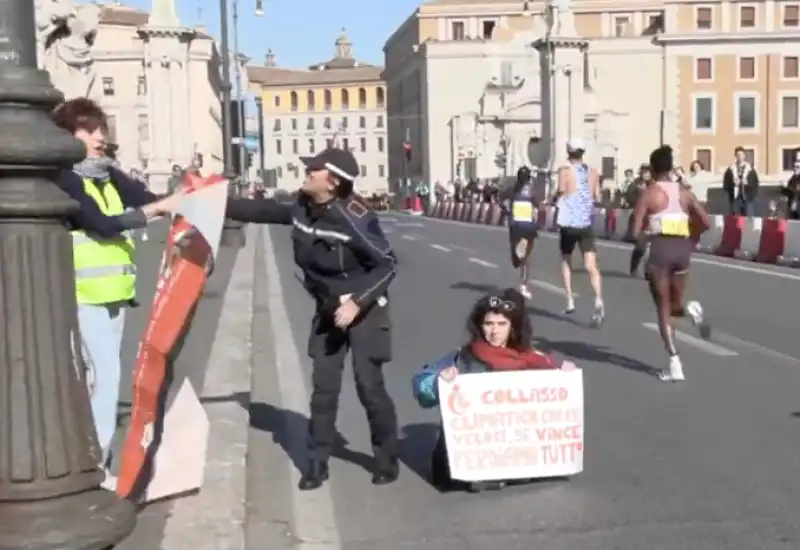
[[376, 115, 384, 128], [276, 139, 282, 154], [377, 136, 384, 152], [376, 87, 385, 108], [276, 166, 283, 178], [307, 118, 315, 130], [784, 56, 799, 79], [360, 137, 367, 152], [308, 139, 315, 153], [290, 91, 298, 111], [737, 95, 757, 130], [782, 95, 799, 128], [273, 119, 281, 131], [695, 148, 713, 171], [452, 21, 465, 40], [482, 20, 496, 39], [326, 138, 333, 148], [292, 139, 298, 154], [360, 165, 367, 177], [323, 89, 332, 111], [695, 58, 713, 80], [342, 138, 350, 151], [102, 77, 114, 96], [137, 76, 147, 96], [696, 7, 712, 29], [356, 87, 366, 109], [784, 4, 799, 27], [106, 115, 117, 143], [781, 147, 800, 170], [500, 61, 513, 86], [359, 116, 366, 129], [324, 117, 331, 129], [307, 90, 315, 111], [291, 118, 297, 131], [274, 95, 280, 107], [646, 13, 664, 32], [378, 165, 385, 178], [739, 5, 755, 28], [694, 95, 714, 130], [341, 116, 348, 129], [738, 57, 755, 80], [341, 89, 350, 110], [614, 16, 630, 36], [137, 114, 148, 142]]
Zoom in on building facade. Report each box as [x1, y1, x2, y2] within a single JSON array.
[[247, 31, 389, 193], [382, 0, 800, 189], [57, 1, 224, 191]]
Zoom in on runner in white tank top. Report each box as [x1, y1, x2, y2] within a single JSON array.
[[632, 145, 711, 382]]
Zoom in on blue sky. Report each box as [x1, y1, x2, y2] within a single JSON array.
[[117, 0, 421, 68]]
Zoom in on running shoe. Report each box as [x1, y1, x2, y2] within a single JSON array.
[[591, 301, 605, 328], [686, 300, 711, 339], [519, 284, 532, 300], [658, 355, 685, 382]]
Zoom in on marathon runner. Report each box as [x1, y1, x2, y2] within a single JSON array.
[[554, 138, 604, 326], [628, 164, 653, 276], [505, 166, 538, 299], [631, 145, 711, 382]]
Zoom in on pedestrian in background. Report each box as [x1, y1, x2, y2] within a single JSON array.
[[53, 98, 182, 470]]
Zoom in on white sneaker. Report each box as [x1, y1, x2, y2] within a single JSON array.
[[100, 472, 118, 491], [519, 284, 532, 300], [686, 300, 711, 339], [658, 355, 685, 382], [591, 301, 605, 328]]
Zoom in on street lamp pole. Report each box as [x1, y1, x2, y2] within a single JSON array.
[[219, 0, 233, 177], [254, 95, 266, 182], [0, 0, 136, 547]]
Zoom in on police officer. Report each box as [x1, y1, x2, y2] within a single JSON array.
[[225, 148, 400, 491], [503, 166, 539, 299]]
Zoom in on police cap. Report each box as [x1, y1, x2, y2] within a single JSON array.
[[301, 148, 359, 182]]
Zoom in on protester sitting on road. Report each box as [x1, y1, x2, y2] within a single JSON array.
[[411, 288, 575, 492], [53, 98, 182, 472]]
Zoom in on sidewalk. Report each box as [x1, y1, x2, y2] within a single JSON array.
[[115, 225, 255, 549]]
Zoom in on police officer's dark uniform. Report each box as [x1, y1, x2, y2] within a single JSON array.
[[225, 148, 400, 491]]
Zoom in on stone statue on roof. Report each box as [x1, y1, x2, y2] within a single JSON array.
[[35, 0, 99, 98]]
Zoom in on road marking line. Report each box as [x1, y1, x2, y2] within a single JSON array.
[[382, 228, 394, 234], [529, 279, 567, 297], [261, 227, 342, 550], [412, 214, 800, 282], [469, 257, 498, 268], [401, 234, 420, 241], [712, 331, 800, 367], [450, 244, 476, 253], [395, 222, 424, 228], [641, 322, 738, 356], [430, 244, 451, 252]]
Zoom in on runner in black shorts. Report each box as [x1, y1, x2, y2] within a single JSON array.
[[632, 145, 711, 382], [506, 166, 538, 299]]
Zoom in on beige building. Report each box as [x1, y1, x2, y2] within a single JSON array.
[[41, 0, 224, 192], [247, 31, 389, 194], [383, 0, 800, 188]]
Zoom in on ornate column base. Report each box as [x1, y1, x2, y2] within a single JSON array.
[[0, 489, 135, 550]]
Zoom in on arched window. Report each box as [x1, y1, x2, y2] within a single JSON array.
[[341, 89, 350, 110], [323, 89, 332, 111], [358, 87, 367, 108], [290, 91, 298, 111], [306, 90, 315, 111], [376, 87, 385, 108]]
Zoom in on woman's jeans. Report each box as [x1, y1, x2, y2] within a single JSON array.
[[78, 301, 127, 464]]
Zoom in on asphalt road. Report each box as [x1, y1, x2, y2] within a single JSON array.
[[251, 213, 800, 550], [112, 221, 239, 550]]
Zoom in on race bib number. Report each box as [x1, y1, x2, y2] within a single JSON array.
[[512, 201, 534, 222], [660, 218, 690, 237]]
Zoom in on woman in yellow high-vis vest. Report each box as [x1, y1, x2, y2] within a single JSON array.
[[53, 98, 182, 470]]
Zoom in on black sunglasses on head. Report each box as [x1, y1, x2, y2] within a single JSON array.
[[486, 296, 516, 311]]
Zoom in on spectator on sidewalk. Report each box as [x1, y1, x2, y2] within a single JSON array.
[[723, 146, 760, 216], [52, 98, 183, 469], [780, 161, 800, 219]]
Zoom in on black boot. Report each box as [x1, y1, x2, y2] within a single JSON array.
[[298, 460, 329, 491], [371, 457, 399, 486]]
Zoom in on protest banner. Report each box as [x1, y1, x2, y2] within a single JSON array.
[[438, 369, 584, 482], [116, 173, 229, 502]]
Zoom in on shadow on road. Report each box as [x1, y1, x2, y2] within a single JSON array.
[[242, 397, 374, 474], [398, 422, 440, 485], [535, 338, 658, 376]]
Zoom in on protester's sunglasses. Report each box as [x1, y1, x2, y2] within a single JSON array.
[[487, 296, 516, 311]]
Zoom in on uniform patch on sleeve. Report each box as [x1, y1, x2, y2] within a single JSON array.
[[346, 199, 368, 218]]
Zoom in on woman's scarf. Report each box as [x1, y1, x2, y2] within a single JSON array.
[[73, 156, 115, 180], [469, 339, 555, 371]]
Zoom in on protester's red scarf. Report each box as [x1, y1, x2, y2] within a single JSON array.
[[470, 339, 556, 371]]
